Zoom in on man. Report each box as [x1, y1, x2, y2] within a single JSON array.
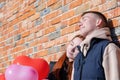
[[73, 11, 120, 80]]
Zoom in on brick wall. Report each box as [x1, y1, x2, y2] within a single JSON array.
[[0, 0, 119, 73]]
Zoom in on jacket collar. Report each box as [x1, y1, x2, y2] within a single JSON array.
[[80, 27, 112, 56]]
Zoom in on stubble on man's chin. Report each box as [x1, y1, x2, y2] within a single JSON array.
[[79, 31, 87, 38]]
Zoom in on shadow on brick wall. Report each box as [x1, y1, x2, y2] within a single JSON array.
[[108, 19, 120, 48]]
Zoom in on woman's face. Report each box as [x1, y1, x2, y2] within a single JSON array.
[[66, 37, 82, 60]]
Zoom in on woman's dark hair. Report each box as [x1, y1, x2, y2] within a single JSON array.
[[81, 11, 108, 27]]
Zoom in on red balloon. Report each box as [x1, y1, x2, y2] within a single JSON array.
[[13, 55, 50, 80], [0, 73, 5, 80]]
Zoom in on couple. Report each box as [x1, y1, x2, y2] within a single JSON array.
[[48, 11, 120, 80]]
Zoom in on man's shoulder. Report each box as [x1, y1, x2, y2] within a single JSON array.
[[104, 42, 120, 56], [107, 42, 120, 49]]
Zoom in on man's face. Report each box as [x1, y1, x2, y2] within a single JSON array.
[[79, 13, 98, 37], [66, 37, 82, 60]]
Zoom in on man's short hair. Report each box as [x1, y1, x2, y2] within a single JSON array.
[[81, 11, 108, 27]]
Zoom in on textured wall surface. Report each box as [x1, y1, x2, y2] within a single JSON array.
[[0, 0, 120, 73]]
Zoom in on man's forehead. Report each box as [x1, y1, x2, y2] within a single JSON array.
[[82, 13, 95, 17], [81, 13, 98, 19], [80, 14, 91, 20]]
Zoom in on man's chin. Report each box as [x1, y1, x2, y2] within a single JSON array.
[[79, 32, 85, 37], [79, 31, 87, 37]]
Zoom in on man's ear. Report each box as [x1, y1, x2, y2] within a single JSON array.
[[96, 19, 102, 28]]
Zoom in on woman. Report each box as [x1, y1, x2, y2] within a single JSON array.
[[47, 35, 84, 80]]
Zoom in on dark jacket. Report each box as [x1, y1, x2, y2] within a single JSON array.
[[74, 38, 110, 80]]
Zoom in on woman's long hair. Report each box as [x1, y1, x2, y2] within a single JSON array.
[[51, 53, 73, 80]]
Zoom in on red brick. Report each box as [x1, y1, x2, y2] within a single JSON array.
[[0, 36, 5, 42], [105, 8, 119, 19], [68, 25, 76, 33], [19, 10, 35, 21], [38, 44, 43, 51], [16, 39, 25, 45], [4, 45, 11, 50], [68, 16, 80, 25], [62, 36, 68, 43], [28, 0, 36, 5], [44, 26, 56, 35], [91, 0, 102, 7], [43, 40, 55, 48], [10, 3, 19, 11], [106, 0, 117, 10], [26, 33, 35, 41], [98, 4, 107, 12], [26, 9, 36, 17], [70, 0, 82, 9], [63, 0, 73, 5], [91, 7, 99, 12], [10, 18, 19, 26], [29, 27, 37, 33], [0, 68, 5, 73], [115, 7, 120, 17], [4, 57, 8, 62], [55, 37, 61, 45], [39, 22, 49, 30], [17, 11, 24, 17], [27, 48, 33, 53], [36, 30, 43, 38], [8, 26, 14, 32], [118, 7, 120, 16], [11, 46, 24, 53], [55, 36, 68, 45], [61, 27, 68, 36], [112, 19, 119, 27], [36, 3, 46, 11], [22, 31, 30, 38], [61, 20, 69, 27], [101, 0, 106, 3], [50, 1, 62, 11], [29, 13, 40, 21], [44, 10, 60, 20], [61, 10, 75, 20], [52, 53, 58, 61], [43, 56, 51, 62], [20, 50, 28, 56], [6, 61, 12, 66], [38, 36, 48, 44], [47, 0, 57, 6], [0, 63, 3, 68], [75, 24, 80, 31], [36, 49, 48, 57], [30, 40, 38, 47], [61, 25, 75, 36], [11, 30, 19, 37], [0, 42, 5, 47], [50, 16, 61, 25]]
